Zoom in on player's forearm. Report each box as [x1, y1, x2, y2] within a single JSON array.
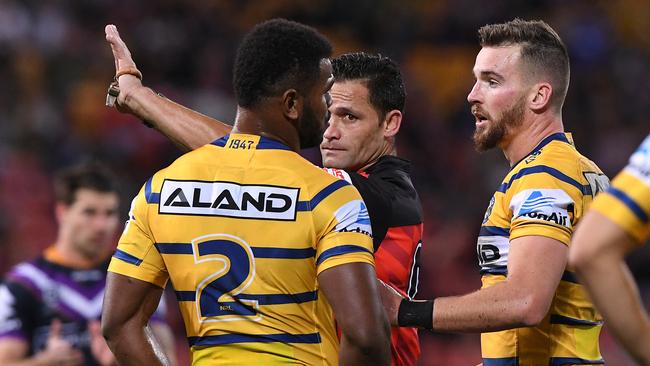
[[104, 323, 170, 366], [578, 259, 650, 365], [430, 282, 546, 333], [123, 87, 232, 151]]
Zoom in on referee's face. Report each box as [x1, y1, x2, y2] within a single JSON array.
[[321, 80, 387, 171]]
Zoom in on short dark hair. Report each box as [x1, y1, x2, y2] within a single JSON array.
[[54, 163, 117, 205], [233, 19, 332, 108], [478, 19, 570, 110], [332, 52, 405, 119]]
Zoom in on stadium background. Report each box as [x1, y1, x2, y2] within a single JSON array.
[[0, 0, 648, 364]]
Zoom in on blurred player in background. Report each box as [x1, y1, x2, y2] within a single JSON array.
[[570, 135, 650, 365], [101, 19, 390, 366], [105, 24, 423, 366], [381, 19, 609, 365], [0, 163, 175, 366]]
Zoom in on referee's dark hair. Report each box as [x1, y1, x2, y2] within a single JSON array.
[[332, 52, 406, 120], [233, 19, 333, 108], [54, 162, 117, 205]]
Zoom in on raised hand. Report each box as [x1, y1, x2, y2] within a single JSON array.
[[104, 24, 143, 111]]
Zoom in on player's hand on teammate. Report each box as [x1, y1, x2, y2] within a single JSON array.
[[35, 319, 84, 366], [89, 320, 118, 366], [377, 279, 404, 326], [104, 24, 143, 112]]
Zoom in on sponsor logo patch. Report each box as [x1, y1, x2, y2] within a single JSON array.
[[159, 180, 298, 221], [628, 135, 650, 180], [511, 189, 573, 228], [334, 200, 373, 237]]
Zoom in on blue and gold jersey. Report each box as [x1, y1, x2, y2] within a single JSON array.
[[478, 133, 608, 366], [108, 134, 375, 366], [591, 134, 650, 243]]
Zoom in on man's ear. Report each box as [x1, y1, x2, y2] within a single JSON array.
[[282, 89, 302, 121], [383, 110, 402, 138], [54, 202, 68, 225], [530, 82, 553, 113]]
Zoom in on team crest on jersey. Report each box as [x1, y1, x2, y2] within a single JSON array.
[[482, 196, 495, 224], [159, 180, 299, 221], [511, 189, 573, 228], [334, 200, 373, 237]]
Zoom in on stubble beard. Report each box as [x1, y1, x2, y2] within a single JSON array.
[[473, 96, 526, 152]]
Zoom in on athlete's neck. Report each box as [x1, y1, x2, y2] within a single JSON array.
[[233, 106, 300, 151], [500, 114, 564, 167], [358, 142, 396, 173], [50, 240, 102, 269]]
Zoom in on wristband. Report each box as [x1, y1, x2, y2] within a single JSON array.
[[116, 67, 143, 80], [397, 299, 433, 330]]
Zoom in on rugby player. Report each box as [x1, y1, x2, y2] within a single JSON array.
[[105, 27, 423, 365], [570, 135, 650, 365], [381, 19, 609, 365], [101, 19, 391, 366], [0, 163, 175, 366]]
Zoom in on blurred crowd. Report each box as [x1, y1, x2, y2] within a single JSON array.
[[1, 0, 648, 364]]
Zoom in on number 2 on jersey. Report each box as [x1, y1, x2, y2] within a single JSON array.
[[193, 234, 257, 321]]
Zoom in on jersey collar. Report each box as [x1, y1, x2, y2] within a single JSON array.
[[512, 132, 573, 168], [211, 134, 293, 151]]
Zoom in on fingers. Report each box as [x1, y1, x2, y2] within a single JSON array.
[[104, 24, 136, 72], [48, 318, 62, 340], [88, 320, 102, 340]]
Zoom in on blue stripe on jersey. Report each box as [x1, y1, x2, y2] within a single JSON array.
[[187, 332, 322, 347], [480, 266, 508, 276], [316, 245, 372, 266], [497, 165, 591, 195], [144, 177, 161, 204], [113, 250, 143, 266], [251, 247, 316, 259], [549, 357, 604, 366], [175, 290, 318, 304], [608, 187, 649, 223], [297, 179, 350, 211], [561, 270, 580, 284], [549, 314, 603, 326], [211, 136, 228, 147], [256, 137, 292, 151], [155, 242, 316, 259], [155, 243, 194, 254], [479, 226, 510, 237], [482, 357, 518, 366]]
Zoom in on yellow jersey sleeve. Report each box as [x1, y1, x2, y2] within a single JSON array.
[[108, 180, 169, 288], [590, 135, 650, 243], [507, 166, 581, 246], [312, 181, 375, 275]]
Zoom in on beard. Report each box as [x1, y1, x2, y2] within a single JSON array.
[[472, 95, 526, 152], [298, 103, 326, 149]]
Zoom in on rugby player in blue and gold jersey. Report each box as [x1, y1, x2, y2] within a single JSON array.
[[105, 25, 423, 365], [570, 135, 650, 365], [101, 19, 390, 366], [382, 19, 608, 366]]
